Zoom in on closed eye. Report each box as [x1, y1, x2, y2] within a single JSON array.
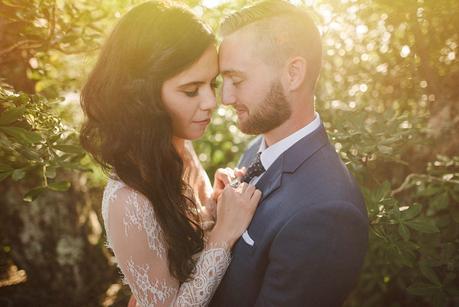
[[231, 77, 243, 87], [183, 88, 199, 97]]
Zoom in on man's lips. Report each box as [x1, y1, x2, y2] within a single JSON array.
[[235, 105, 248, 116], [235, 108, 247, 116]]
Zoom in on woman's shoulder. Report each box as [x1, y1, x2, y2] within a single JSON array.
[[102, 178, 167, 258], [102, 178, 152, 218]]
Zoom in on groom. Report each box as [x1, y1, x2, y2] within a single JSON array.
[[211, 1, 369, 306]]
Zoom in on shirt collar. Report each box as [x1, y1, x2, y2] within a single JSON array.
[[258, 112, 321, 170]]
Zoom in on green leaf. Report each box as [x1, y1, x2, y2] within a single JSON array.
[[11, 169, 26, 181], [0, 126, 42, 144], [23, 186, 46, 202], [420, 263, 442, 287], [0, 172, 12, 182], [402, 203, 422, 220], [0, 106, 26, 126], [45, 167, 56, 179], [407, 282, 441, 296], [54, 144, 82, 154], [18, 148, 42, 160], [398, 224, 410, 241], [377, 144, 393, 155], [451, 207, 459, 224], [0, 163, 14, 172], [48, 181, 71, 191], [405, 218, 440, 233], [430, 192, 449, 210], [420, 185, 442, 197]]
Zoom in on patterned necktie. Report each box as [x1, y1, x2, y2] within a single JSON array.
[[241, 152, 266, 183]]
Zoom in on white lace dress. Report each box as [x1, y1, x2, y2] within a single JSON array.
[[101, 178, 231, 307]]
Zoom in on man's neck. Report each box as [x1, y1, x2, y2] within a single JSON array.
[[264, 107, 315, 147]]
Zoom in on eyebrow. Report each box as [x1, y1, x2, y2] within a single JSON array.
[[220, 70, 246, 77], [178, 73, 219, 88]]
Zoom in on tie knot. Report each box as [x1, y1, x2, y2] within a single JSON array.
[[242, 152, 265, 183]]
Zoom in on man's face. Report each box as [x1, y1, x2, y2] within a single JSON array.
[[219, 31, 291, 135]]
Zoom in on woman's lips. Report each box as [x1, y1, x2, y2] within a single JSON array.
[[193, 118, 210, 125]]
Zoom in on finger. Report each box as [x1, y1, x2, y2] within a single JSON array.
[[216, 167, 232, 177], [237, 182, 248, 193], [222, 184, 233, 195], [241, 182, 250, 193], [215, 167, 226, 175], [215, 170, 232, 185], [235, 167, 246, 178], [244, 184, 256, 198], [216, 192, 223, 203], [250, 189, 262, 204], [218, 174, 231, 185], [211, 189, 223, 202], [225, 167, 236, 178]]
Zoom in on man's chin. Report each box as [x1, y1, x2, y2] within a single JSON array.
[[237, 121, 258, 135]]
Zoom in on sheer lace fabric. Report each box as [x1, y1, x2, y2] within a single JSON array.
[[102, 179, 231, 306]]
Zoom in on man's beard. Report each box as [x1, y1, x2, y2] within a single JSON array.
[[238, 81, 291, 135]]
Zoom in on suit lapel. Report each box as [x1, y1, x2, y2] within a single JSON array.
[[254, 124, 330, 202], [255, 157, 283, 202]]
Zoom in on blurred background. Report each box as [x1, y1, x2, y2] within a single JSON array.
[[0, 0, 458, 306]]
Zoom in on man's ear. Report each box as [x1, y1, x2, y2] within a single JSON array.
[[284, 56, 307, 91]]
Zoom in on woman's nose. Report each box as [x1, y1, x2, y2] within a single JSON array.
[[200, 87, 217, 111]]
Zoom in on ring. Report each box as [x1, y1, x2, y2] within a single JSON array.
[[230, 178, 240, 188]]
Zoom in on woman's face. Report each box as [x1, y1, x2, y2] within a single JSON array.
[[161, 46, 218, 140]]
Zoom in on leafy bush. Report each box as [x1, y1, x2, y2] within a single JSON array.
[[0, 83, 86, 201]]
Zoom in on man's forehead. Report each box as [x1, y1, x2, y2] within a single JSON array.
[[219, 33, 258, 68], [221, 28, 256, 50]]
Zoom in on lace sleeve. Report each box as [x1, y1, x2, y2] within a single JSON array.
[[105, 185, 231, 307]]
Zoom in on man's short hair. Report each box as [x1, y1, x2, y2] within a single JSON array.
[[221, 0, 322, 90]]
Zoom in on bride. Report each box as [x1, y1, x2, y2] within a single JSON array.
[[79, 1, 261, 306]]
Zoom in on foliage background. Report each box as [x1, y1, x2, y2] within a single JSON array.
[[0, 0, 458, 306]]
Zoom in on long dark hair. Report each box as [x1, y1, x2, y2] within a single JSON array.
[[80, 1, 215, 282]]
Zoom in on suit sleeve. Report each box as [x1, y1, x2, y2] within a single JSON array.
[[254, 201, 368, 307]]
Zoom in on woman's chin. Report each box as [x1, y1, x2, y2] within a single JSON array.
[[178, 128, 207, 141], [190, 130, 206, 140]]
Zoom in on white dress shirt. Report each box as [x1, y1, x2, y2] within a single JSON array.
[[250, 112, 322, 184]]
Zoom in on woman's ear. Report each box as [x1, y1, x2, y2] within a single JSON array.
[[285, 56, 307, 91]]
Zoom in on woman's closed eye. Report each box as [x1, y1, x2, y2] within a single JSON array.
[[183, 88, 199, 97]]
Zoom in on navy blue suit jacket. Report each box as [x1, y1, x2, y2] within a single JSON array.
[[210, 124, 369, 307]]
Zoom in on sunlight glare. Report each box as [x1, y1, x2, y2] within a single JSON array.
[[201, 0, 229, 8]]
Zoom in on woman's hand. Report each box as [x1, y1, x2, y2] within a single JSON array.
[[207, 182, 261, 248], [212, 167, 246, 202]]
